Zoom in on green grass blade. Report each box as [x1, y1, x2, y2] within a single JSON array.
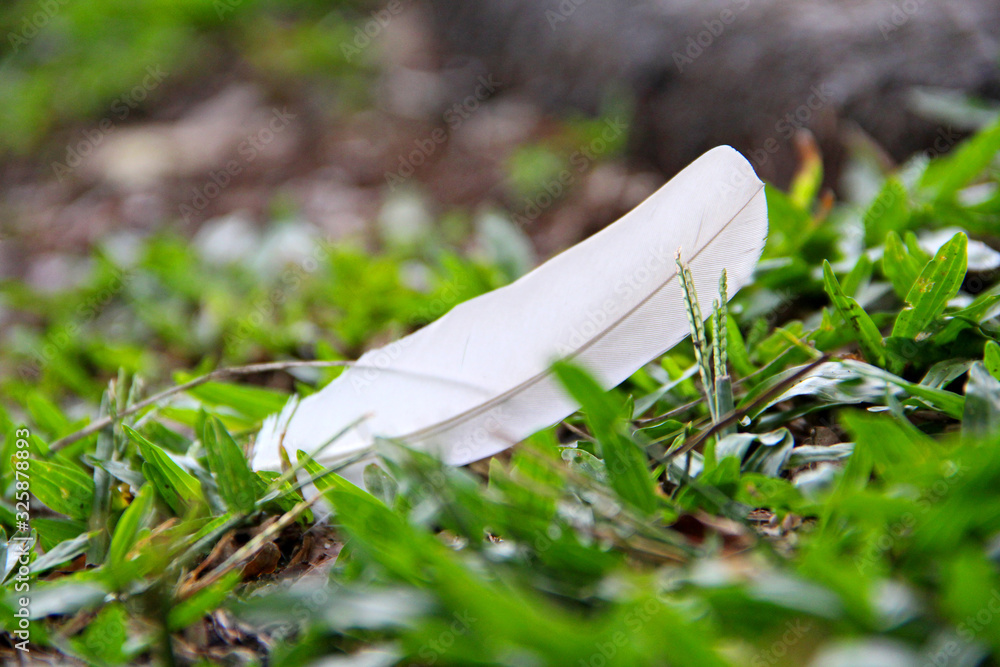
[[29, 532, 95, 574], [72, 603, 132, 665], [202, 416, 259, 514], [892, 232, 967, 339], [123, 424, 204, 515], [713, 270, 729, 380], [725, 314, 756, 377], [920, 116, 1000, 199], [841, 410, 933, 475], [29, 459, 96, 521], [882, 231, 926, 300], [903, 231, 931, 263], [843, 360, 966, 419], [88, 390, 115, 564], [863, 178, 910, 246], [964, 362, 1000, 437], [677, 256, 717, 421], [107, 483, 155, 571], [822, 261, 886, 367], [168, 571, 241, 631], [841, 253, 873, 298], [554, 362, 657, 514], [984, 340, 1000, 382], [179, 378, 289, 421]]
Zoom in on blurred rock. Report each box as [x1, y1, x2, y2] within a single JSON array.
[[193, 214, 260, 265], [25, 252, 94, 293], [424, 0, 1000, 187], [85, 85, 299, 190]]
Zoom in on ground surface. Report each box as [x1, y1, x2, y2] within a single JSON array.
[[3, 2, 1000, 666]]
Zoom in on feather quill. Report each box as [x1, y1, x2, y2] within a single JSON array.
[[252, 146, 767, 481]]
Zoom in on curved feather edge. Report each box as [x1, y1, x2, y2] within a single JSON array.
[[253, 146, 768, 483]]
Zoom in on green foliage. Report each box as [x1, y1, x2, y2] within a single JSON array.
[[986, 340, 1000, 381], [891, 232, 967, 340], [0, 0, 372, 154], [0, 232, 502, 411], [863, 177, 910, 246], [106, 484, 155, 579], [554, 362, 657, 513], [28, 459, 95, 521], [822, 260, 886, 366], [921, 115, 1000, 199], [200, 415, 259, 514], [123, 424, 205, 516], [3, 75, 1000, 667], [167, 570, 241, 632], [72, 601, 135, 665], [882, 231, 925, 299]]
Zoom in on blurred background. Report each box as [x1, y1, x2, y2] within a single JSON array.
[[1, 0, 999, 403]]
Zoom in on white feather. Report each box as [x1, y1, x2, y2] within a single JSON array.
[[252, 146, 768, 481]]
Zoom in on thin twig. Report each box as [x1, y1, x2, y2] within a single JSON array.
[[49, 360, 352, 452], [636, 395, 710, 426], [635, 346, 822, 426], [663, 353, 832, 464], [562, 420, 597, 444]]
